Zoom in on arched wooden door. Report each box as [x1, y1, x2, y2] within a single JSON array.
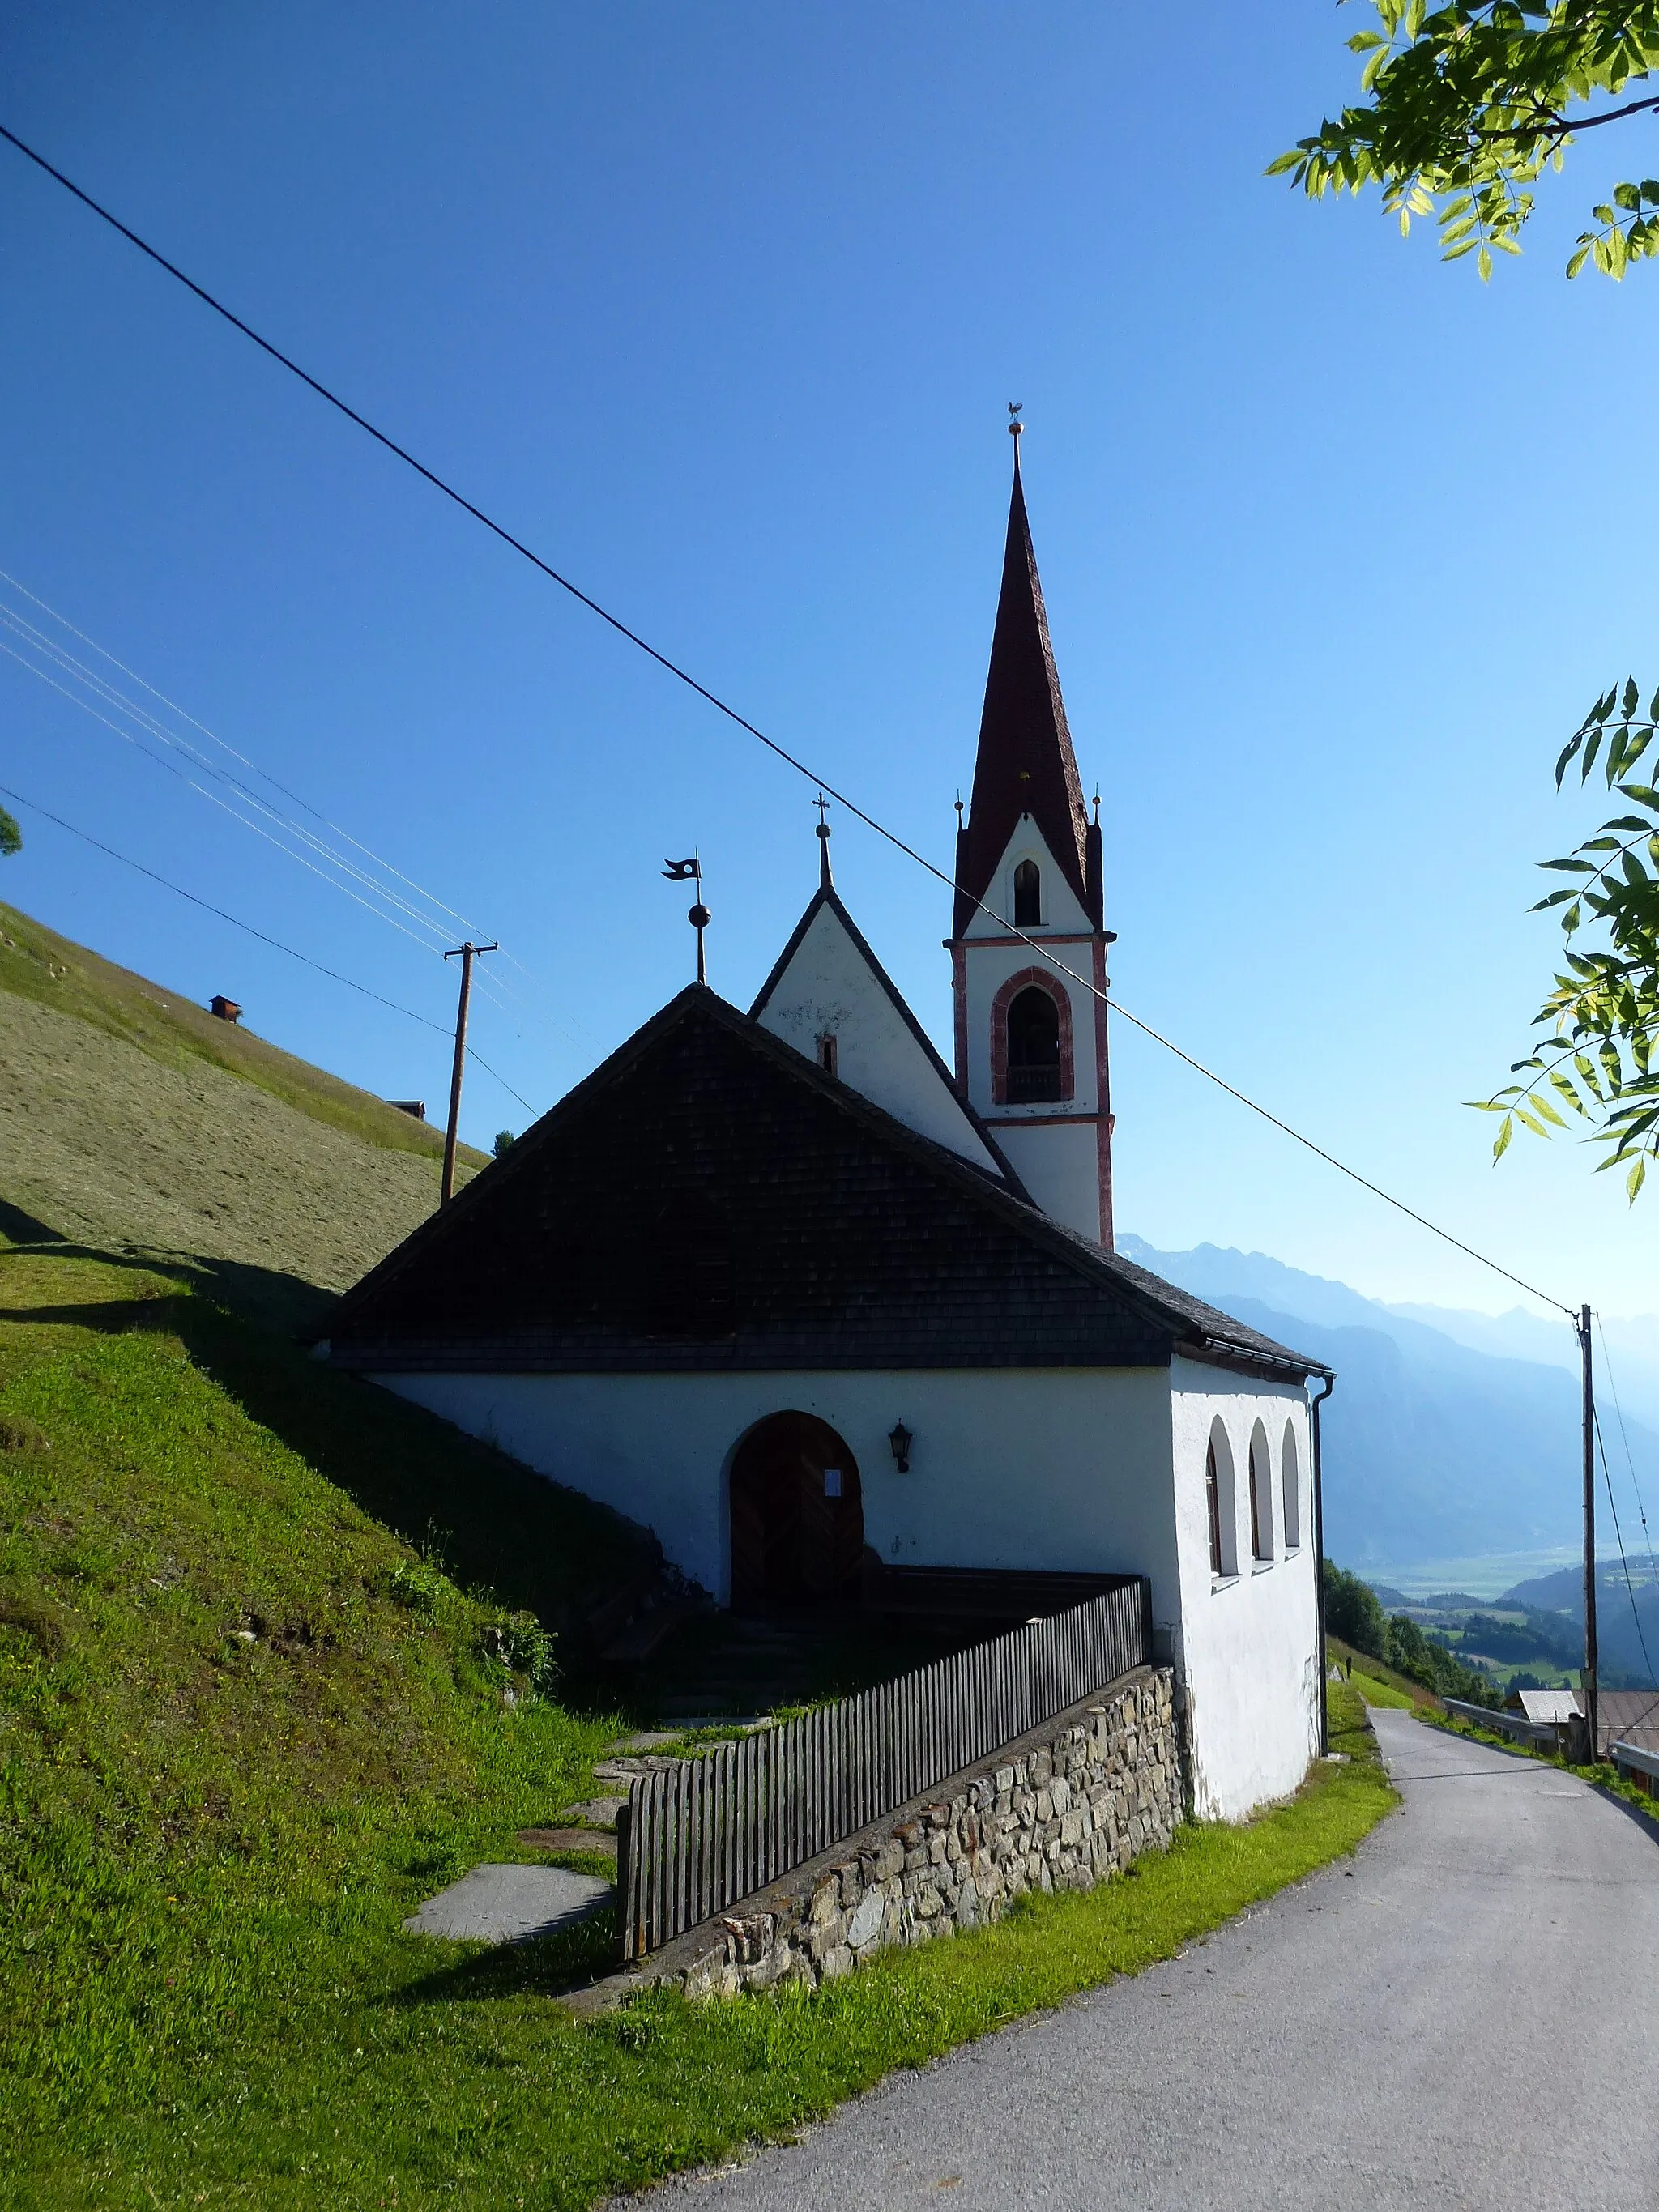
[[729, 1413, 864, 1608]]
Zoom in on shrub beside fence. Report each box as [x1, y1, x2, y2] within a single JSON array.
[[617, 1575, 1149, 1960]]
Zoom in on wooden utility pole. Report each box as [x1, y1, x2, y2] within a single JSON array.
[[1581, 1302, 1599, 1760], [441, 940, 497, 1205]]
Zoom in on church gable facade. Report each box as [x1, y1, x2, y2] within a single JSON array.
[[751, 844, 1014, 1184], [324, 438, 1331, 1824]]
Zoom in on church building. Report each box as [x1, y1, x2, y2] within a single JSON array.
[[325, 439, 1331, 1822]]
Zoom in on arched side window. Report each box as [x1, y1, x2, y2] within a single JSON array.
[[1282, 1419, 1301, 1548], [989, 967, 1075, 1106], [1013, 858, 1042, 927], [1205, 1438, 1223, 1576], [1207, 1419, 1238, 1579], [1248, 1421, 1273, 1562]]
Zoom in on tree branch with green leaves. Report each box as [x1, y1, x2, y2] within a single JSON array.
[[1478, 680, 1659, 1197], [1273, 2, 1659, 279]]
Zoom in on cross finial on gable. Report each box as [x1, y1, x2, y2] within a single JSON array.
[[815, 794, 834, 889]]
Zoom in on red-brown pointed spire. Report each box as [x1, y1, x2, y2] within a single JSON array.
[[953, 439, 1098, 936]]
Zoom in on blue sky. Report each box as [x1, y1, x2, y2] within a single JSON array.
[[3, 3, 1658, 1319]]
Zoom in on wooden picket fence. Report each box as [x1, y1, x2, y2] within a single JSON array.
[[616, 1575, 1149, 1960]]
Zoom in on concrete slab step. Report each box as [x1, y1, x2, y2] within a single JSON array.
[[404, 1863, 612, 1945]]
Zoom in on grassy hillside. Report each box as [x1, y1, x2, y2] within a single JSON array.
[[0, 1245, 1397, 2209], [0, 900, 486, 1319], [0, 1248, 1401, 2208], [0, 1246, 652, 2201], [1328, 1634, 1436, 1711]]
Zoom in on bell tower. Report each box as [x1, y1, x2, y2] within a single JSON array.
[[948, 424, 1114, 1247]]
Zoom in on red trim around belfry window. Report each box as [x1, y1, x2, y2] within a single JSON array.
[[989, 966, 1075, 1107]]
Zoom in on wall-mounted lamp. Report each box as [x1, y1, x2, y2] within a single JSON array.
[[888, 1421, 912, 1474]]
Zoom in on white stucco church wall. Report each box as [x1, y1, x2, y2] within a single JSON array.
[[1167, 1359, 1322, 1819], [373, 1356, 1320, 1821], [373, 1365, 1178, 1610]]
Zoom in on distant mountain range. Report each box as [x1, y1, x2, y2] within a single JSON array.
[[1492, 1561, 1659, 1687], [1382, 1301, 1659, 1432], [1119, 1235, 1659, 1582]]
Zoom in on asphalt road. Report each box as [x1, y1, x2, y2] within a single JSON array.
[[643, 1707, 1659, 2210]]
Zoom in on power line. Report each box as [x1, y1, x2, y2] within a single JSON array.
[[0, 119, 1576, 1315], [0, 781, 537, 1116], [1591, 1405, 1659, 1724], [0, 636, 446, 951], [1101, 998, 1571, 1314], [0, 562, 489, 940], [0, 569, 598, 1055], [0, 599, 456, 941], [1594, 1315, 1659, 1589], [0, 597, 459, 944]]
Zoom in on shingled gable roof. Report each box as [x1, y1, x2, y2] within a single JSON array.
[[328, 984, 1326, 1384], [953, 447, 1102, 938], [748, 872, 1030, 1195]]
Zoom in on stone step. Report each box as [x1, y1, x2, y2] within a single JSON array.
[[405, 1863, 612, 1945], [557, 1795, 628, 1828]]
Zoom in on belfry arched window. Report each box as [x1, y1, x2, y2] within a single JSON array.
[[1013, 859, 1041, 927], [1007, 987, 1061, 1102], [990, 968, 1075, 1106]]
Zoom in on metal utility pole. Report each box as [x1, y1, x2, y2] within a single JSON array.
[[1580, 1302, 1599, 1761], [441, 940, 497, 1205]]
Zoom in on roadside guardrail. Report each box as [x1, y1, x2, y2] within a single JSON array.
[[1441, 1698, 1560, 1754]]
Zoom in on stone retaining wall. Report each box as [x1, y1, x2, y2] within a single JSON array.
[[649, 1665, 1179, 2001]]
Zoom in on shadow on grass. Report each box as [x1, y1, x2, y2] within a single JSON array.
[[169, 1297, 664, 1677], [0, 1298, 190, 1332], [1, 1243, 962, 1728], [0, 1234, 333, 1337], [390, 1907, 621, 2008], [0, 1242, 664, 1715], [0, 1198, 66, 1244]]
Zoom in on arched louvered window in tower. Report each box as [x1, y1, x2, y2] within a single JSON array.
[[1006, 985, 1062, 1102], [1013, 858, 1041, 927]]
